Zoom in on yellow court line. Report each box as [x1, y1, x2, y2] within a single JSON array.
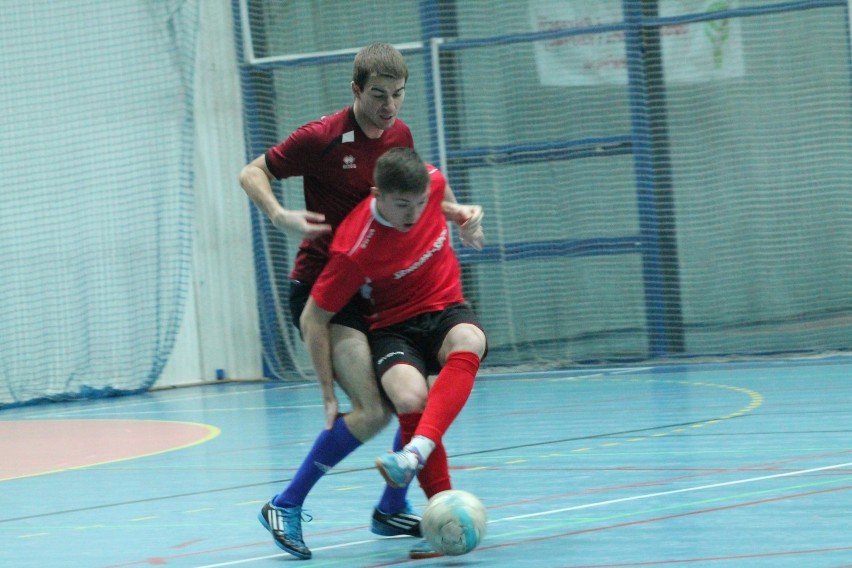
[[491, 378, 765, 469]]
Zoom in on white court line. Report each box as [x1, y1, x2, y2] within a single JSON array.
[[195, 537, 406, 568], [34, 383, 313, 418], [491, 460, 852, 523], [193, 462, 851, 567]]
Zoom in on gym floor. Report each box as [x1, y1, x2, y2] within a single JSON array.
[[2, 356, 851, 567]]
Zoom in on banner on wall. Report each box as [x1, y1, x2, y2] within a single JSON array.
[[530, 0, 744, 86]]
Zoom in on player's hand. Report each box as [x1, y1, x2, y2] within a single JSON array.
[[457, 205, 484, 250], [272, 209, 332, 240], [459, 205, 483, 232], [323, 394, 339, 431], [460, 226, 485, 250]]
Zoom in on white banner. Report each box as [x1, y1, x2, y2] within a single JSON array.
[[530, 0, 744, 86]]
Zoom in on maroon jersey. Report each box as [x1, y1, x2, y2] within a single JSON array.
[[311, 166, 464, 330], [265, 106, 414, 283]]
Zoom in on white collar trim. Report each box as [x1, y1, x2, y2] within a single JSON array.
[[370, 197, 394, 227]]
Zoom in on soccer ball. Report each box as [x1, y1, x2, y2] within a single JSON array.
[[421, 489, 487, 556]]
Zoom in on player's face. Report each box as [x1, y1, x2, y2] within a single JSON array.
[[352, 74, 406, 137], [376, 188, 429, 232]]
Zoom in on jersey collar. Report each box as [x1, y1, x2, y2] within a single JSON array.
[[370, 197, 394, 227]]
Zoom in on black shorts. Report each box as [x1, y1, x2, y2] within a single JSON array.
[[288, 279, 369, 335], [369, 303, 487, 379]]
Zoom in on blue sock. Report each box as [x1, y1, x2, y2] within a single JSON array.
[[376, 426, 411, 513], [274, 415, 361, 508]]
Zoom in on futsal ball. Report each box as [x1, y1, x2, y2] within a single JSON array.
[[421, 489, 487, 556]]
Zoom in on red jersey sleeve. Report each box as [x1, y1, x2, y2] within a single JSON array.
[[309, 252, 367, 314]]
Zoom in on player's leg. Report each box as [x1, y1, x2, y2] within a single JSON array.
[[415, 313, 487, 442], [329, 323, 392, 440], [376, 360, 432, 488], [271, 288, 381, 509], [408, 315, 486, 560], [375, 306, 486, 489], [372, 311, 485, 562], [378, 363, 450, 560], [259, 283, 411, 558], [328, 323, 421, 536], [419, 303, 487, 441]]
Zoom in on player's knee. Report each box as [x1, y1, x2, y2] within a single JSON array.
[[344, 404, 392, 442], [358, 403, 393, 436], [443, 324, 487, 358], [391, 390, 428, 414]]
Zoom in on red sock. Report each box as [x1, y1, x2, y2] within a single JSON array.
[[397, 412, 449, 497], [414, 351, 480, 442], [397, 412, 421, 446], [417, 440, 451, 498]]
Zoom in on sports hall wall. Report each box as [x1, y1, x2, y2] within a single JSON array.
[[239, 0, 852, 380], [2, 1, 851, 408]]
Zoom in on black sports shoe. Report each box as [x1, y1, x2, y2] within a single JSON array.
[[370, 501, 422, 537], [258, 499, 312, 559]]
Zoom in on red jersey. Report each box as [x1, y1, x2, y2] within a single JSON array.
[[265, 106, 414, 283], [311, 166, 464, 330]]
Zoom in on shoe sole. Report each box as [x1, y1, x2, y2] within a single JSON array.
[[375, 457, 409, 489], [410, 549, 444, 560], [257, 511, 312, 560]]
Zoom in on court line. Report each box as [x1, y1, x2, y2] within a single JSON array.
[[491, 460, 852, 523], [192, 537, 406, 568], [0, 420, 221, 482], [0, 415, 741, 524], [467, 484, 852, 568], [190, 461, 852, 568]]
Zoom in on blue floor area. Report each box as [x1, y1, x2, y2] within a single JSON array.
[[2, 357, 851, 567]]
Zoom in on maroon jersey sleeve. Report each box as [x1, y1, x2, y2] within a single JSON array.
[[264, 121, 324, 180]]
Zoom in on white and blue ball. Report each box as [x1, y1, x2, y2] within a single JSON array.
[[421, 489, 487, 555]]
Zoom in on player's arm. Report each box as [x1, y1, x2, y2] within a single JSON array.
[[238, 154, 331, 240], [441, 182, 485, 250], [300, 297, 339, 430]]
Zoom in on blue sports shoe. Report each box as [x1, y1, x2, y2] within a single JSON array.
[[258, 498, 312, 559], [370, 501, 422, 537], [375, 448, 424, 488]]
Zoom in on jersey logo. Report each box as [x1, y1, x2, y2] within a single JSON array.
[[393, 228, 448, 279], [343, 155, 357, 169], [360, 228, 375, 249]]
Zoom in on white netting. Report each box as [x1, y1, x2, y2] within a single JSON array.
[[0, 1, 198, 406], [237, 0, 852, 379]]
